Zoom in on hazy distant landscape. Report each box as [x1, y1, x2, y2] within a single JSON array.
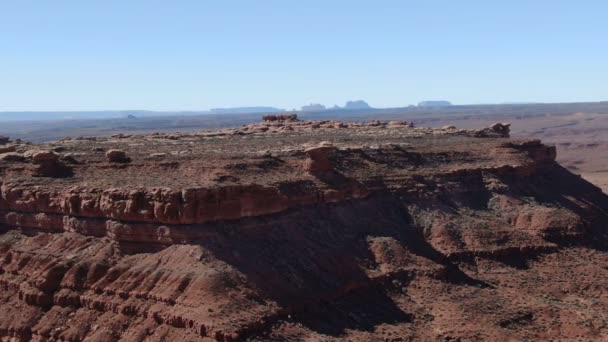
[[0, 100, 374, 122], [2, 101, 607, 192], [3, 101, 608, 140]]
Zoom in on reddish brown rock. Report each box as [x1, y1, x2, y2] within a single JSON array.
[[0, 119, 607, 341], [29, 150, 59, 163], [24, 150, 73, 178], [474, 122, 511, 138], [303, 144, 337, 174], [105, 149, 130, 163]]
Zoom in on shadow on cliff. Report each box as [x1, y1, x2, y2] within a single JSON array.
[[190, 194, 487, 337], [497, 163, 608, 250]]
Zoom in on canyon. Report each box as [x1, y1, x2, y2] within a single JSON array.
[[0, 117, 607, 341]]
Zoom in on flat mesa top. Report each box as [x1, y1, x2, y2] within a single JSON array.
[[0, 119, 526, 190]]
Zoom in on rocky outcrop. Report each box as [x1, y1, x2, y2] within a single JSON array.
[[0, 182, 368, 227], [474, 122, 511, 138], [105, 149, 130, 163], [22, 150, 73, 178], [262, 114, 299, 122], [0, 120, 607, 341], [303, 144, 336, 174]]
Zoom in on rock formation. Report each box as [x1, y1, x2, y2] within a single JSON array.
[[28, 150, 73, 178], [303, 143, 336, 174], [105, 149, 130, 163], [475, 122, 511, 138], [261, 114, 299, 122], [0, 119, 607, 341]]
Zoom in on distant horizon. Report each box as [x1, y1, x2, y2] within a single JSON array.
[[2, 99, 608, 124], [2, 98, 608, 114]]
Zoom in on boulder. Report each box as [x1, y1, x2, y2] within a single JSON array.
[[0, 136, 9, 145], [30, 150, 60, 163], [489, 123, 511, 137], [106, 149, 130, 163], [304, 144, 337, 174], [28, 151, 72, 177], [474, 123, 511, 138]]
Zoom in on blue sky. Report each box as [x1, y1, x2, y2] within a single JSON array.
[[1, 0, 606, 111]]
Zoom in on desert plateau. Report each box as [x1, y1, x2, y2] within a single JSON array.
[[1, 115, 607, 341], [4, 1, 608, 340]]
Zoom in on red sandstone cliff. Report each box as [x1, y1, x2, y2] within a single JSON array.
[[0, 120, 607, 341]]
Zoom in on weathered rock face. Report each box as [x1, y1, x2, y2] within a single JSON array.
[[491, 122, 511, 136], [0, 120, 607, 341], [475, 122, 511, 138], [27, 151, 73, 178], [303, 144, 336, 174], [105, 149, 130, 163]]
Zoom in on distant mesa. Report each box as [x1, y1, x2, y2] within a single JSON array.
[[301, 103, 326, 112], [299, 100, 372, 112], [418, 101, 452, 107], [209, 107, 283, 114], [343, 100, 372, 110]]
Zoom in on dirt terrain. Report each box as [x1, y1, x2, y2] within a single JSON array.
[[1, 117, 607, 341], [2, 102, 606, 193]]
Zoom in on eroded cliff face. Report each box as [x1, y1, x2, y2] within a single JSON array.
[[0, 120, 607, 341]]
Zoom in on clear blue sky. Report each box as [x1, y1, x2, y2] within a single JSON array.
[[1, 0, 606, 111]]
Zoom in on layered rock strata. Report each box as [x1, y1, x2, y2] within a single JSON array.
[[0, 120, 607, 341]]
